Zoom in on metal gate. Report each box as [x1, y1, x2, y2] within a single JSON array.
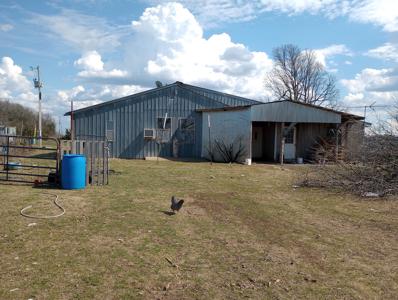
[[0, 135, 59, 184], [0, 135, 109, 186], [60, 139, 109, 186]]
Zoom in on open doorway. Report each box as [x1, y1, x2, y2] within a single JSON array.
[[251, 122, 276, 162]]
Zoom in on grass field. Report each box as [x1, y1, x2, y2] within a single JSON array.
[[1, 160, 397, 299]]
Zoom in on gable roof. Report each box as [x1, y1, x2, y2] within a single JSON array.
[[64, 81, 261, 116]]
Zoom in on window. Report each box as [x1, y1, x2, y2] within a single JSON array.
[[156, 117, 171, 143], [179, 118, 195, 130], [106, 120, 114, 141], [157, 117, 171, 129], [285, 128, 295, 144]]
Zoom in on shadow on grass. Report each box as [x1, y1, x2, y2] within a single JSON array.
[[32, 184, 63, 190], [160, 210, 175, 216]]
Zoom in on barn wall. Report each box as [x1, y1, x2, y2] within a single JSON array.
[[201, 109, 251, 163], [73, 84, 256, 159], [296, 123, 333, 160]]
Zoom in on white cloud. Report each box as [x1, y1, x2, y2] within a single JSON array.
[[314, 44, 352, 67], [148, 0, 338, 26], [148, 0, 398, 32], [30, 9, 126, 52], [0, 23, 13, 32], [124, 2, 273, 99], [0, 57, 33, 98], [366, 43, 398, 63], [341, 68, 398, 94], [0, 57, 59, 113], [57, 85, 85, 103], [74, 51, 128, 80], [341, 67, 398, 118], [74, 51, 104, 71], [349, 0, 398, 32], [56, 84, 145, 110]]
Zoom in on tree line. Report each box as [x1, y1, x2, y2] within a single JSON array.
[[0, 100, 56, 137]]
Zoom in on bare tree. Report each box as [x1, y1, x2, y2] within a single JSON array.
[[265, 44, 338, 107]]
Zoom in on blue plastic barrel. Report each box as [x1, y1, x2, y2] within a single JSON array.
[[61, 154, 86, 190]]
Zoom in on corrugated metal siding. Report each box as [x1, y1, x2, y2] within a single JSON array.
[[73, 84, 253, 159], [201, 109, 251, 162], [251, 101, 341, 123]]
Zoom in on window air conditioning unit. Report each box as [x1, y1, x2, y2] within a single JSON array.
[[144, 129, 156, 139]]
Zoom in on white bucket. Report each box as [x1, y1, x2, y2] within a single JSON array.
[[245, 158, 252, 165], [297, 157, 303, 164]]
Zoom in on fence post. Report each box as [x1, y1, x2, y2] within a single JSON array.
[[5, 136, 9, 181], [96, 142, 100, 186]]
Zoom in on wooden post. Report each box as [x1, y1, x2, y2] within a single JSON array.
[[335, 125, 339, 162], [96, 142, 100, 186], [105, 143, 109, 185], [102, 142, 105, 185], [208, 114, 212, 165], [85, 141, 89, 186], [92, 143, 96, 186], [71, 140, 76, 154], [79, 141, 84, 154], [279, 122, 285, 166], [90, 142, 94, 186]]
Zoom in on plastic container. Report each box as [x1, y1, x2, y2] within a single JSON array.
[[245, 158, 252, 165], [5, 162, 21, 170], [61, 154, 86, 190], [297, 157, 304, 164]]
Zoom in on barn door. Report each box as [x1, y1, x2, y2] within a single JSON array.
[[284, 127, 296, 160], [176, 118, 195, 158]]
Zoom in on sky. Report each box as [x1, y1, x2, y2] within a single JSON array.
[[0, 0, 397, 132]]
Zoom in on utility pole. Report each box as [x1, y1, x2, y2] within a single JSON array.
[[31, 66, 43, 147]]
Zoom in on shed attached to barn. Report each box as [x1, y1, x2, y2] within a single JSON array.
[[199, 101, 364, 163], [65, 82, 364, 163]]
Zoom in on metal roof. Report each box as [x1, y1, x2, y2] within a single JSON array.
[[64, 81, 261, 116], [197, 100, 364, 120]]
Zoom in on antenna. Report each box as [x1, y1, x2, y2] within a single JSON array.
[[344, 102, 390, 121], [30, 65, 43, 147]]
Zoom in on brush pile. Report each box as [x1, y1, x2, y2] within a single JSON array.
[[301, 134, 398, 197]]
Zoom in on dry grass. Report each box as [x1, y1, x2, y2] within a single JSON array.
[[0, 160, 397, 299]]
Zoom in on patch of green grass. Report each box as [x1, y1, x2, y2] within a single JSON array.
[[0, 159, 397, 299]]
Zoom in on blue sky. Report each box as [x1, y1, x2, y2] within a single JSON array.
[[1, 0, 397, 131]]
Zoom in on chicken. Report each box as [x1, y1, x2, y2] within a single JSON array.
[[170, 196, 184, 213]]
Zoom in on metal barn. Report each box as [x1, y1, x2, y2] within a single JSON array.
[[65, 82, 260, 159], [66, 82, 364, 162]]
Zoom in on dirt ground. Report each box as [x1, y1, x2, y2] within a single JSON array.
[[0, 159, 397, 299]]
